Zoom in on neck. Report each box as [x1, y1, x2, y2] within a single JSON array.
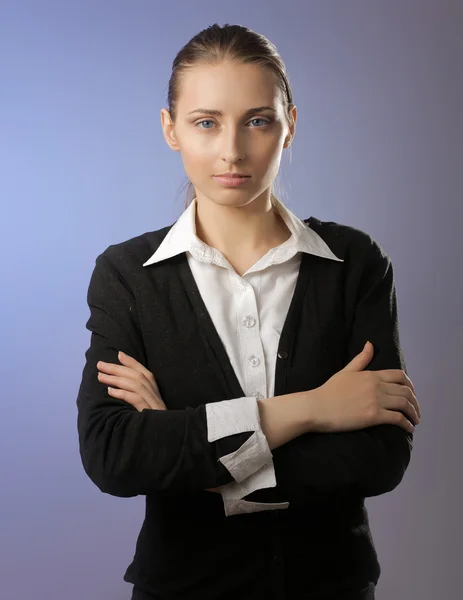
[[193, 191, 291, 257]]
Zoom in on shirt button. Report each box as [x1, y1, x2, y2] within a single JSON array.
[[248, 355, 260, 368], [242, 315, 256, 328], [277, 350, 288, 360], [252, 391, 263, 399]]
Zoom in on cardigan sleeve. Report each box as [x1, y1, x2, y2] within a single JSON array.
[[249, 236, 413, 503], [76, 250, 273, 498]]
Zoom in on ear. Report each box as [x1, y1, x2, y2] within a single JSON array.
[[161, 108, 180, 151], [284, 104, 297, 149]]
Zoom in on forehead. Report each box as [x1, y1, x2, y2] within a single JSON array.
[[176, 61, 282, 112]]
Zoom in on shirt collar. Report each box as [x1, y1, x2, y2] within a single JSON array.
[[143, 196, 343, 267]]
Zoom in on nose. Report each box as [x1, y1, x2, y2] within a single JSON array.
[[220, 126, 246, 163]]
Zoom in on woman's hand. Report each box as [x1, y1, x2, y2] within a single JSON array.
[[312, 341, 421, 433], [97, 351, 167, 411]]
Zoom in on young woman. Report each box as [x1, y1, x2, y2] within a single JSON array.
[[77, 23, 420, 600]]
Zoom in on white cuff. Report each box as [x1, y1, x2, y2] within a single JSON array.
[[219, 461, 290, 516], [205, 397, 273, 482], [222, 498, 290, 517], [221, 459, 277, 498]]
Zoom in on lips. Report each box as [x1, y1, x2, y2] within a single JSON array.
[[213, 174, 251, 187], [214, 175, 250, 178]]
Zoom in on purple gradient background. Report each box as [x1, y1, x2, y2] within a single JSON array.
[[1, 1, 462, 599]]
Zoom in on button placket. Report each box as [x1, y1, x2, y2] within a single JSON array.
[[237, 277, 267, 399]]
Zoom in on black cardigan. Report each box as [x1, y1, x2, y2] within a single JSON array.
[[76, 216, 412, 600]]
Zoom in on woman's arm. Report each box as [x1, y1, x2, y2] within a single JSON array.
[[247, 238, 417, 504], [76, 250, 313, 498]]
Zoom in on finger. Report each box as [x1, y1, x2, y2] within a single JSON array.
[[118, 352, 161, 396], [384, 382, 420, 420], [99, 373, 161, 410], [380, 409, 415, 433], [98, 371, 153, 399], [97, 360, 157, 395], [107, 387, 151, 412], [342, 341, 374, 372], [400, 373, 420, 417], [379, 369, 416, 394], [397, 370, 417, 399], [378, 370, 419, 417], [98, 357, 160, 397], [108, 387, 165, 411], [381, 394, 419, 425]]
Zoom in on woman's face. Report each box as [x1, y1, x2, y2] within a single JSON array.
[[161, 60, 296, 208]]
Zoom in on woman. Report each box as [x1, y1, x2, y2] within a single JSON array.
[[77, 23, 420, 600]]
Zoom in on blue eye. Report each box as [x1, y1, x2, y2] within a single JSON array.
[[248, 118, 269, 127], [197, 120, 215, 129], [196, 118, 270, 129]]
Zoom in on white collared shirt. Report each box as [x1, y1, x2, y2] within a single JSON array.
[[143, 197, 343, 515]]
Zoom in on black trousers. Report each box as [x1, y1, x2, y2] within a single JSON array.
[[131, 582, 375, 600]]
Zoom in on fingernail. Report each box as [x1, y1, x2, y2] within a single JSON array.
[[118, 351, 124, 358]]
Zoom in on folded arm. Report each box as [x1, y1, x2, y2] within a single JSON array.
[[77, 251, 274, 498], [243, 238, 413, 505]]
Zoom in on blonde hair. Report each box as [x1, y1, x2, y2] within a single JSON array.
[[166, 23, 294, 209]]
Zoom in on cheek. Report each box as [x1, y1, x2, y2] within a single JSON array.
[[179, 143, 213, 178], [258, 139, 284, 172], [253, 129, 284, 159]]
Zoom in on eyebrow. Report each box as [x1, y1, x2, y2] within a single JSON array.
[[186, 106, 277, 117]]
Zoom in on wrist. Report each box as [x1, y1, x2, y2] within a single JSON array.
[[258, 390, 317, 450], [294, 389, 323, 433], [304, 386, 336, 433]]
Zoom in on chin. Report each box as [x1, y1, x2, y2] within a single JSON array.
[[210, 194, 259, 208]]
